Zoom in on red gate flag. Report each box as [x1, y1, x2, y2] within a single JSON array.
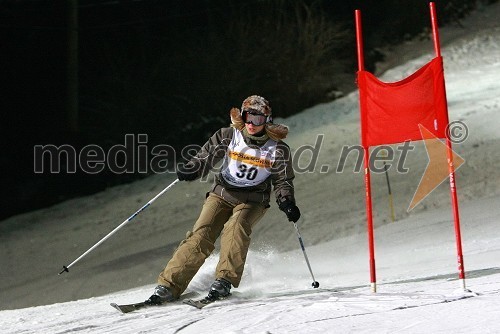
[[358, 57, 449, 147], [355, 2, 467, 293]]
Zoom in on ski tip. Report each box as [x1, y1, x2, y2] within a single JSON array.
[[110, 302, 142, 314], [110, 303, 124, 313], [183, 299, 206, 309]]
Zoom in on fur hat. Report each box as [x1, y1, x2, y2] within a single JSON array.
[[241, 95, 272, 116], [230, 95, 289, 141]]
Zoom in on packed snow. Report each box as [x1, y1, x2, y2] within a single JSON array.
[[1, 3, 500, 333]]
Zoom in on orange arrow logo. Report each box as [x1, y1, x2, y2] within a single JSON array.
[[408, 124, 465, 211]]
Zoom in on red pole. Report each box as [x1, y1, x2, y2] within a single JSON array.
[[356, 8, 377, 292], [446, 137, 466, 286], [429, 2, 441, 57], [364, 147, 377, 292], [430, 2, 467, 290], [355, 10, 365, 71]]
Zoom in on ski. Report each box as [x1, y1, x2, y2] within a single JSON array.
[[111, 300, 178, 313], [111, 292, 200, 313], [183, 294, 231, 309], [183, 297, 215, 309], [110, 302, 149, 314]]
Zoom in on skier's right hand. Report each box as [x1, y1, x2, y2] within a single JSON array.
[[176, 163, 199, 181]]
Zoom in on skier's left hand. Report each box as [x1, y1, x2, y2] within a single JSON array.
[[279, 200, 301, 223]]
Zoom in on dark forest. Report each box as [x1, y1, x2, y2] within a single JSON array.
[[1, 0, 485, 220]]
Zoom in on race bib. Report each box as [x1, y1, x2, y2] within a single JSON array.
[[221, 129, 277, 187]]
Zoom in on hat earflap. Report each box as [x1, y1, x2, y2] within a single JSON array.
[[230, 107, 245, 130], [265, 123, 288, 141]]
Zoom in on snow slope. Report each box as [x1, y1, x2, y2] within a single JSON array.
[[1, 2, 500, 333], [1, 196, 499, 333]]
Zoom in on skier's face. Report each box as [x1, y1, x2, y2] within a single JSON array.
[[245, 122, 265, 135]]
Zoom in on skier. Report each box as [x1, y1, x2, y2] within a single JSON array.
[[145, 95, 300, 305]]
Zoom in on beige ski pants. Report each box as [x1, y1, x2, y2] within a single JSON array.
[[157, 193, 268, 298]]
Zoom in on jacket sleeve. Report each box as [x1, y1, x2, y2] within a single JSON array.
[[182, 127, 233, 179], [271, 142, 296, 205]]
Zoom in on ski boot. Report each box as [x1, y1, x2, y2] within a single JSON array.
[[207, 278, 232, 300], [145, 285, 175, 305]]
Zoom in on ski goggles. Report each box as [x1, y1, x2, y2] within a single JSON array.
[[242, 110, 271, 126]]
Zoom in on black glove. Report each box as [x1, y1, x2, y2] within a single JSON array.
[[278, 199, 301, 223], [176, 163, 199, 181]]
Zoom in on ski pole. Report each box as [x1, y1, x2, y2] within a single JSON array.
[[383, 161, 396, 222], [380, 149, 395, 222], [59, 178, 180, 275], [292, 221, 319, 288]]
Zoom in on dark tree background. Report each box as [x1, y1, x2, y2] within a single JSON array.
[[1, 0, 486, 220]]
